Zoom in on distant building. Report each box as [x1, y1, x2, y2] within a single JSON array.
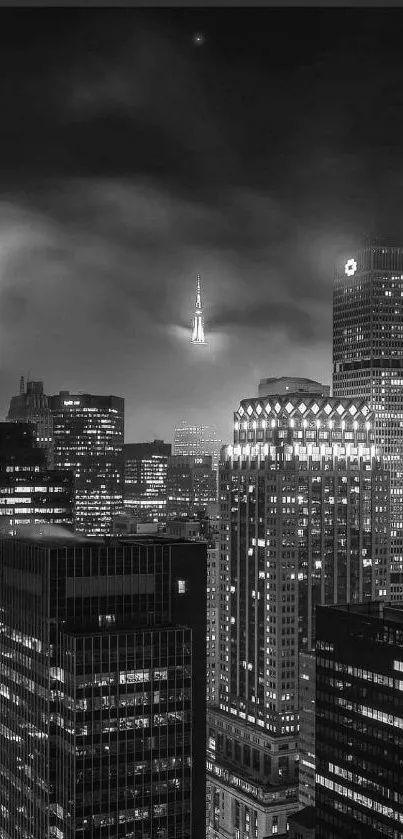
[[7, 377, 54, 467], [167, 455, 217, 518], [333, 240, 403, 597], [123, 440, 171, 522], [174, 422, 221, 473], [316, 601, 403, 839], [258, 376, 330, 398], [49, 391, 124, 536], [0, 534, 207, 839], [166, 519, 201, 540], [0, 422, 73, 534]]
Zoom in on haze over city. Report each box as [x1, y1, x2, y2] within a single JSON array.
[[0, 9, 402, 440]]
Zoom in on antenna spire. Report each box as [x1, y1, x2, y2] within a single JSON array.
[[191, 273, 207, 344]]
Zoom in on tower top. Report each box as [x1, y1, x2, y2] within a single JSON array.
[[191, 274, 207, 345]]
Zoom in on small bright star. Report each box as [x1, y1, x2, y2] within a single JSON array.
[[193, 32, 205, 47]]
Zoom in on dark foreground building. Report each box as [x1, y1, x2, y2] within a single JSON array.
[[316, 602, 403, 839], [0, 535, 206, 839]]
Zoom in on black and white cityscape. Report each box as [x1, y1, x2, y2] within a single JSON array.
[[1, 6, 403, 839]]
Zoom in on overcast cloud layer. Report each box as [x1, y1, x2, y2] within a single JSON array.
[[0, 9, 401, 441]]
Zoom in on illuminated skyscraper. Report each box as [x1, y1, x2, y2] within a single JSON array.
[[174, 422, 221, 473], [0, 533, 206, 839], [207, 379, 390, 838], [167, 455, 217, 519], [191, 273, 206, 344], [7, 377, 54, 467], [123, 440, 171, 522], [333, 239, 403, 596], [49, 392, 124, 536], [0, 422, 73, 534]]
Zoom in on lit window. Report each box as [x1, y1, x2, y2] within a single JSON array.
[[178, 580, 188, 595]]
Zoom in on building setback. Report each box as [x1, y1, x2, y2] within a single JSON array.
[[316, 601, 403, 839], [49, 392, 124, 536], [333, 240, 403, 597], [173, 423, 222, 474], [207, 381, 390, 838], [0, 534, 206, 839]]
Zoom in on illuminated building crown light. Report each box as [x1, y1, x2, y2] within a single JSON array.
[[191, 274, 207, 345]]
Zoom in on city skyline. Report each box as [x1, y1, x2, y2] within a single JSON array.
[[1, 10, 403, 442]]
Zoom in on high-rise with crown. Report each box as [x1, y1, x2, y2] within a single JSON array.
[[191, 274, 207, 345], [0, 533, 206, 839], [207, 378, 390, 838], [333, 239, 403, 597], [49, 392, 124, 536], [7, 377, 54, 467]]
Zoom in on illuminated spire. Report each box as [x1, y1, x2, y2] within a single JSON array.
[[191, 273, 207, 344]]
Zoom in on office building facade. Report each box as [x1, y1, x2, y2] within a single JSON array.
[[174, 423, 222, 474], [123, 441, 171, 522], [0, 422, 73, 534], [333, 240, 403, 596], [316, 602, 403, 839], [0, 534, 206, 839], [49, 392, 124, 536], [298, 651, 316, 808], [7, 377, 54, 467], [207, 382, 390, 838], [167, 455, 217, 519]]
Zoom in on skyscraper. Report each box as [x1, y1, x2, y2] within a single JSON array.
[[123, 441, 171, 522], [0, 422, 73, 534], [167, 455, 217, 519], [173, 422, 221, 473], [316, 601, 403, 839], [207, 379, 390, 838], [0, 533, 207, 839], [191, 274, 207, 345], [333, 240, 403, 596], [49, 392, 124, 536], [7, 377, 54, 467]]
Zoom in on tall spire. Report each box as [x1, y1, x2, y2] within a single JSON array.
[[191, 273, 207, 344]]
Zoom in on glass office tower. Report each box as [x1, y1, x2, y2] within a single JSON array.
[[0, 534, 206, 839], [333, 240, 403, 596], [316, 602, 403, 839], [49, 392, 124, 536], [123, 441, 171, 522]]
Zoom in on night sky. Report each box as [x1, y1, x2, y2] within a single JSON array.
[[0, 8, 402, 443]]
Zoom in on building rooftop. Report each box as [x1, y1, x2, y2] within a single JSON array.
[[0, 532, 207, 549], [319, 601, 403, 625], [289, 806, 315, 829]]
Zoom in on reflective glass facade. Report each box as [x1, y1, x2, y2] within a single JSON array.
[[316, 602, 403, 839], [167, 456, 217, 519], [333, 242, 403, 592], [49, 393, 124, 537], [0, 536, 206, 839], [7, 379, 54, 468], [173, 424, 221, 474]]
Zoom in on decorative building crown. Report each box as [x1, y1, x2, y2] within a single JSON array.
[[191, 274, 207, 344]]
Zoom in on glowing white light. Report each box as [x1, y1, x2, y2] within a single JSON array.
[[253, 421, 257, 429], [328, 419, 333, 429], [303, 419, 308, 429], [316, 419, 321, 428], [234, 421, 239, 431], [271, 419, 276, 428], [261, 419, 266, 429], [243, 422, 248, 430], [353, 420, 358, 430], [366, 421, 371, 431], [345, 258, 357, 276]]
